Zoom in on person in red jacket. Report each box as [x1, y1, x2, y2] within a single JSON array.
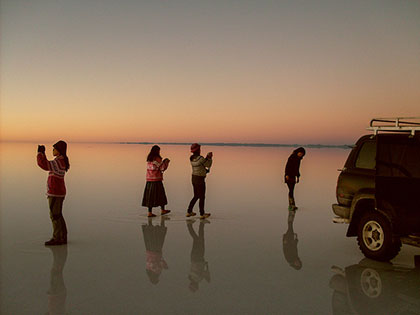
[[37, 141, 70, 246]]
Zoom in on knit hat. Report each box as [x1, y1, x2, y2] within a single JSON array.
[[53, 140, 67, 156], [190, 143, 201, 153]]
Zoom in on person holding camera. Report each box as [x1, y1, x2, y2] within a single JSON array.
[[37, 141, 70, 246], [142, 145, 171, 217], [186, 143, 213, 219]]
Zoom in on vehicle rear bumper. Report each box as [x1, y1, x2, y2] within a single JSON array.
[[332, 204, 350, 219]]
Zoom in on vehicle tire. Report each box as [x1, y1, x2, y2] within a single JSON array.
[[357, 211, 401, 261]]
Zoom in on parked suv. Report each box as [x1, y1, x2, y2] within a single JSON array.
[[332, 117, 420, 261]]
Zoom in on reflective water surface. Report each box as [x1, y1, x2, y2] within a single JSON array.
[[1, 143, 419, 314]]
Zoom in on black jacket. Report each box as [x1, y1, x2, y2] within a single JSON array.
[[285, 153, 302, 178]]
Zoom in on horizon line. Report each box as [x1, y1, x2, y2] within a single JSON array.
[[115, 141, 352, 149], [0, 140, 353, 148]]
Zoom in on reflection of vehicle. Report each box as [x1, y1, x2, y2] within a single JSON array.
[[329, 258, 420, 315], [332, 117, 420, 261]]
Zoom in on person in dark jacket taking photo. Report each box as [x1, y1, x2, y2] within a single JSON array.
[[186, 143, 212, 219]]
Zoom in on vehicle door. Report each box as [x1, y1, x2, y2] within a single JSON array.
[[337, 139, 376, 206], [375, 134, 420, 233]]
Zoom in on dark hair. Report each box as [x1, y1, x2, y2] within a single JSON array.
[[293, 147, 306, 157], [147, 145, 162, 162], [53, 140, 70, 171]]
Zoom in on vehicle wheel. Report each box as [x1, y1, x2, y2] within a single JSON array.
[[357, 212, 401, 261]]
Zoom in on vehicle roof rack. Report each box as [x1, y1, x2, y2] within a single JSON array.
[[368, 117, 420, 136]]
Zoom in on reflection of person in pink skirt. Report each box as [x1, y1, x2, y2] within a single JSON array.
[[142, 217, 169, 284]]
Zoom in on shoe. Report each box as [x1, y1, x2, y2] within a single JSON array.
[[161, 210, 171, 215], [148, 213, 157, 218], [186, 212, 197, 217], [44, 239, 63, 246], [200, 213, 211, 219]]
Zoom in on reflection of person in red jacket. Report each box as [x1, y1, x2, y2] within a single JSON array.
[[142, 217, 169, 284], [37, 141, 70, 246], [47, 245, 67, 315]]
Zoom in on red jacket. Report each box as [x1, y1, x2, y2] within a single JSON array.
[[146, 157, 169, 182], [37, 153, 67, 197]]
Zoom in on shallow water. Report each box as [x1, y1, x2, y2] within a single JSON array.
[[1, 143, 419, 314]]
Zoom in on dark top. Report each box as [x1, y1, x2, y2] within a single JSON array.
[[285, 153, 302, 178]]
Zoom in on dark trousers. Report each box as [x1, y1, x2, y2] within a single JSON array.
[[48, 197, 67, 241], [188, 175, 206, 215], [286, 180, 296, 199]]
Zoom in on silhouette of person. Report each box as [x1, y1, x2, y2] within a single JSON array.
[[282, 210, 302, 270], [142, 217, 169, 284], [284, 147, 305, 210], [47, 245, 67, 314], [187, 219, 211, 292]]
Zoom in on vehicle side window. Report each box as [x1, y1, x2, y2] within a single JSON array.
[[355, 141, 376, 169]]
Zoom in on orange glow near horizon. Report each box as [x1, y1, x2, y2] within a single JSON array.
[[1, 1, 419, 144]]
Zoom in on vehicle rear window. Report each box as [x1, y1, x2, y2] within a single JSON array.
[[355, 141, 376, 169]]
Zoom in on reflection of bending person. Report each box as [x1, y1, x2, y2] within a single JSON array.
[[142, 217, 169, 284], [282, 210, 302, 270], [187, 220, 210, 292], [47, 245, 67, 314]]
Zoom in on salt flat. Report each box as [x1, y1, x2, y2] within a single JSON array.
[[1, 143, 419, 314]]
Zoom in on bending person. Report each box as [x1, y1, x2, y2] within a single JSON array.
[[284, 147, 305, 210]]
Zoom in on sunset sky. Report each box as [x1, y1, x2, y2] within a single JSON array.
[[1, 0, 419, 144]]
